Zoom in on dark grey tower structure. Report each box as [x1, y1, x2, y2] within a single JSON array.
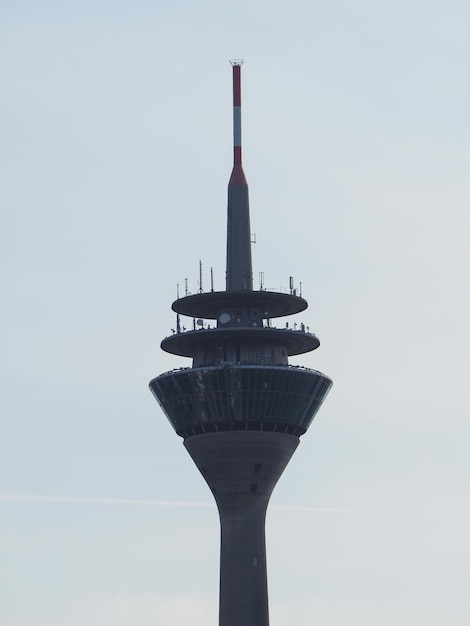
[[150, 61, 332, 626]]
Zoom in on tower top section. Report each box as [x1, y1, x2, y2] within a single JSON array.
[[160, 62, 325, 362], [150, 61, 333, 439]]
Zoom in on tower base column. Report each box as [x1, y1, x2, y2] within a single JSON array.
[[184, 430, 299, 626]]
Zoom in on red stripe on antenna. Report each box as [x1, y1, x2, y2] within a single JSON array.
[[232, 64, 241, 106]]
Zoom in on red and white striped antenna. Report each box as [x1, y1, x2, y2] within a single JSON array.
[[229, 59, 247, 185]]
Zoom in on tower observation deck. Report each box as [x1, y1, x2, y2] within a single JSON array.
[[149, 61, 332, 626]]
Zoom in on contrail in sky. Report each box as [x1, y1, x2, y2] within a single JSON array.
[[0, 494, 213, 507], [0, 493, 353, 513]]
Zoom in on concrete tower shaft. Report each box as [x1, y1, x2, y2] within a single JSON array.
[[185, 431, 299, 626]]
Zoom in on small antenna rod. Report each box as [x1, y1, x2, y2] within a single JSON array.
[[199, 260, 203, 293]]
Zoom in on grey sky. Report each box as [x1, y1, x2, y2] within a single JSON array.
[[1, 1, 469, 624]]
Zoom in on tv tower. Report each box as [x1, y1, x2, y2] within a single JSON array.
[[150, 61, 332, 626]]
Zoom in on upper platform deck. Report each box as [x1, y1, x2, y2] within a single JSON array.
[[172, 290, 308, 320], [161, 325, 320, 358]]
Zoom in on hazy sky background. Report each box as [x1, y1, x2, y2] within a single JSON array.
[[1, 1, 469, 624]]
